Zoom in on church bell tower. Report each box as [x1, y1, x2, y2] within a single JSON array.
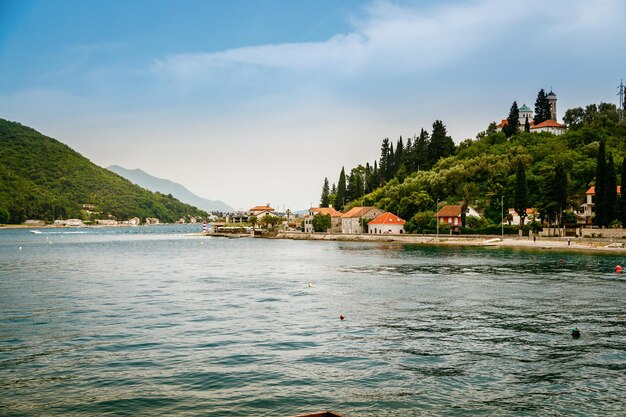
[[547, 90, 557, 121]]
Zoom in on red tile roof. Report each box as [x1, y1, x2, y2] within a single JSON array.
[[250, 205, 274, 212], [531, 119, 565, 129], [586, 186, 621, 195], [436, 205, 462, 217], [311, 207, 343, 217], [342, 207, 377, 218], [368, 212, 406, 225]]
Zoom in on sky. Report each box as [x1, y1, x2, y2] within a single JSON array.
[[1, 0, 625, 212]]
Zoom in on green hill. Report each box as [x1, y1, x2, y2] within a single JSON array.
[[0, 119, 207, 224], [323, 101, 626, 232]]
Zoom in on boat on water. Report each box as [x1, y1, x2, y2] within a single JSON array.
[[30, 230, 42, 234], [288, 412, 348, 417]]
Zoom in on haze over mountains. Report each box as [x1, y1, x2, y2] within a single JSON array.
[[107, 165, 234, 213]]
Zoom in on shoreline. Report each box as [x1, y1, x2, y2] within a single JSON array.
[[268, 231, 626, 256]]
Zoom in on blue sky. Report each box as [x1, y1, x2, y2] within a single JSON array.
[[1, 0, 625, 211]]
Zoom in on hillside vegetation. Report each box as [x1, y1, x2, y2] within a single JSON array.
[[322, 101, 626, 233], [0, 119, 207, 224]]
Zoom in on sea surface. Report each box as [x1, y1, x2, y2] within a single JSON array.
[[1, 225, 626, 416]]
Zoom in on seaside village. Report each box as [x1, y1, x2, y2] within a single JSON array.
[[18, 90, 621, 239]]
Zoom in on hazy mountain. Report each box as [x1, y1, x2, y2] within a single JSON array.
[[0, 119, 207, 223], [107, 165, 233, 213]]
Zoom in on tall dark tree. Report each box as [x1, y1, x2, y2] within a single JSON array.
[[395, 136, 404, 174], [379, 138, 390, 184], [364, 162, 373, 194], [414, 128, 430, 171], [607, 152, 618, 225], [553, 163, 568, 226], [331, 183, 337, 195], [386, 142, 395, 180], [346, 166, 364, 203], [594, 140, 608, 227], [514, 160, 529, 226], [620, 158, 626, 226], [336, 167, 347, 211], [533, 89, 551, 125], [404, 137, 413, 171], [503, 101, 520, 138], [320, 177, 330, 208], [372, 160, 380, 188], [428, 120, 455, 166]]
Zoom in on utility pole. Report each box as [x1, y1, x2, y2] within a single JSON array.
[[618, 79, 625, 121], [436, 198, 439, 238]]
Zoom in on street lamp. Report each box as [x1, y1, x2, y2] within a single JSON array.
[[436, 198, 439, 238]]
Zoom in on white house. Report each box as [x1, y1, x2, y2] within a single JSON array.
[[530, 119, 566, 135], [502, 208, 539, 225], [341, 206, 385, 234], [249, 205, 277, 219], [368, 212, 406, 234]]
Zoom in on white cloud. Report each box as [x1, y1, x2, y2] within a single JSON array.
[[151, 0, 622, 83]]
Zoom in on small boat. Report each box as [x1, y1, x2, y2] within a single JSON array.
[[30, 230, 42, 234], [288, 412, 348, 417]]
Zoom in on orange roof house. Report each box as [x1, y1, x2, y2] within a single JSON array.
[[311, 207, 343, 217], [368, 212, 406, 234], [341, 206, 384, 234]]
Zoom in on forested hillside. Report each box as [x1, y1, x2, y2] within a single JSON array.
[[321, 101, 626, 233], [0, 119, 207, 224]]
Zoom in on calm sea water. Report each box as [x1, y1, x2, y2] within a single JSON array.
[[1, 225, 626, 416]]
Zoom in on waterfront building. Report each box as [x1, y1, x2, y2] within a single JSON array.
[[368, 212, 406, 234], [341, 206, 385, 234]]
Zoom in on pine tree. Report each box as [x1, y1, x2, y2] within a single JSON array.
[[514, 160, 528, 226], [594, 140, 608, 227], [533, 89, 551, 125], [428, 120, 455, 166], [607, 152, 617, 225], [320, 177, 330, 208], [503, 101, 520, 138], [336, 167, 347, 211], [620, 158, 626, 226]]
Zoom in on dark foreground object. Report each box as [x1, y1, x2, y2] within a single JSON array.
[[571, 328, 581, 339], [289, 412, 348, 417]]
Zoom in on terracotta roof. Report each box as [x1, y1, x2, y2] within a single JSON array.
[[531, 119, 565, 129], [249, 205, 274, 212], [368, 212, 406, 225], [496, 119, 507, 128], [342, 206, 376, 218], [436, 205, 462, 217], [586, 186, 621, 195], [508, 208, 538, 216], [311, 207, 343, 217]]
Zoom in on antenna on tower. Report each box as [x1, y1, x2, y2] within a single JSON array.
[[618, 79, 625, 121]]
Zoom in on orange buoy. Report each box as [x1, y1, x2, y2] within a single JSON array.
[[616, 265, 622, 273]]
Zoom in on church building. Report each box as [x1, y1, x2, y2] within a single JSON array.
[[496, 90, 566, 135]]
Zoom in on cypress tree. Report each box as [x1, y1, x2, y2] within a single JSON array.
[[620, 158, 626, 226], [553, 163, 568, 226], [514, 160, 529, 226], [387, 143, 395, 180], [594, 140, 608, 227], [336, 167, 347, 211], [395, 136, 404, 174], [534, 89, 551, 125], [379, 138, 389, 184], [405, 137, 413, 171], [503, 101, 520, 138], [320, 177, 330, 208], [415, 128, 430, 171], [607, 152, 617, 225]]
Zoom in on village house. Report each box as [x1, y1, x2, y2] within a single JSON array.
[[96, 219, 118, 226], [248, 204, 276, 219], [502, 208, 539, 226], [341, 206, 385, 234], [129, 217, 141, 226], [304, 206, 343, 233], [145, 217, 159, 225], [436, 205, 481, 232], [580, 185, 621, 224], [368, 212, 406, 234]]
